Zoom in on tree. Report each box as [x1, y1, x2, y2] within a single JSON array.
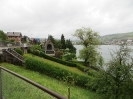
[[48, 35, 55, 45], [48, 35, 62, 49], [79, 46, 102, 66], [94, 44, 133, 99], [54, 39, 62, 49], [73, 27, 100, 48], [0, 30, 7, 41], [66, 39, 76, 53], [73, 27, 101, 66], [61, 34, 66, 49]]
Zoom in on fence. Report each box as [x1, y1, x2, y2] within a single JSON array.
[[0, 66, 68, 99]]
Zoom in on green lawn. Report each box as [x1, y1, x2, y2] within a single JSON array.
[[0, 63, 103, 99]]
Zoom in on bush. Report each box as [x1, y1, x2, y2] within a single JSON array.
[[55, 50, 63, 59], [28, 49, 90, 73], [24, 55, 92, 88], [29, 50, 77, 67], [15, 48, 24, 56], [27, 48, 31, 53]]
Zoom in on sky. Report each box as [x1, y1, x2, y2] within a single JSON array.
[[0, 0, 133, 39]]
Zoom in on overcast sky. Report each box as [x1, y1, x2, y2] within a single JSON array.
[[0, 0, 133, 39]]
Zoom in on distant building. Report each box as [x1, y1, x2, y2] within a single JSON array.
[[44, 36, 55, 56], [21, 36, 30, 42], [7, 32, 22, 42]]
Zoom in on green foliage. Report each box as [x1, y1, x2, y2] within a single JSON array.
[[73, 27, 102, 67], [79, 46, 102, 67], [76, 63, 87, 71], [54, 39, 62, 49], [55, 50, 63, 58], [30, 44, 42, 51], [61, 34, 66, 49], [0, 30, 7, 41], [93, 44, 133, 99], [73, 27, 100, 47], [48, 35, 55, 45], [15, 48, 24, 56], [28, 48, 91, 75], [1, 62, 104, 99], [0, 54, 2, 62], [63, 53, 76, 61], [65, 39, 76, 53], [29, 50, 77, 67], [10, 39, 14, 42], [24, 55, 92, 88]]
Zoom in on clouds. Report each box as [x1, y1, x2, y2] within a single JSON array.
[[0, 0, 133, 39]]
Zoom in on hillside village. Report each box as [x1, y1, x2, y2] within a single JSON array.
[[100, 32, 133, 45], [1, 31, 133, 46], [101, 39, 133, 45]]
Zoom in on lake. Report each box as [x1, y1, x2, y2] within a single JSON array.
[[74, 45, 133, 63]]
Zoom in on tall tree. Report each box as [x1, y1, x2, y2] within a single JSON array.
[[73, 27, 101, 66], [73, 27, 100, 47], [94, 44, 133, 99], [0, 30, 7, 41], [48, 35, 55, 45], [61, 34, 66, 49], [48, 35, 62, 49], [66, 39, 76, 53], [54, 39, 62, 49]]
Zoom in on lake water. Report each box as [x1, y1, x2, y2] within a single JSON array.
[[74, 45, 133, 63]]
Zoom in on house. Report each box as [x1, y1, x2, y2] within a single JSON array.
[[7, 32, 22, 42]]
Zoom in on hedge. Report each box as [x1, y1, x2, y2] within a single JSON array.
[[24, 55, 92, 88], [28, 49, 88, 72], [29, 49, 77, 67]]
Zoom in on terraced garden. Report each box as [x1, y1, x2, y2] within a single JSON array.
[[0, 62, 103, 99]]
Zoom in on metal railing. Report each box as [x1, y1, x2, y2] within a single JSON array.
[[0, 66, 68, 99]]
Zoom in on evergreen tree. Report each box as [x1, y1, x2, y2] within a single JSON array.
[[66, 39, 76, 53], [61, 34, 66, 49], [54, 39, 62, 49], [48, 35, 55, 45]]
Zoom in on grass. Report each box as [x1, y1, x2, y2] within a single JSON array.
[[2, 70, 55, 99], [0, 62, 103, 99]]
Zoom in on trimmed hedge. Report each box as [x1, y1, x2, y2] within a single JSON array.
[[15, 48, 24, 56], [24, 55, 92, 88], [30, 50, 77, 67], [28, 49, 88, 72]]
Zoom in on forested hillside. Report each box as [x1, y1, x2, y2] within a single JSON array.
[[100, 32, 133, 44]]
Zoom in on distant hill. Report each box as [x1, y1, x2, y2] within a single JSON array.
[[100, 32, 133, 44]]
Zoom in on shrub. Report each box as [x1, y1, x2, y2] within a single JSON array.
[[24, 55, 92, 88], [28, 49, 90, 73], [55, 50, 63, 58], [15, 48, 24, 56], [76, 64, 87, 71], [27, 48, 31, 53], [30, 50, 77, 67]]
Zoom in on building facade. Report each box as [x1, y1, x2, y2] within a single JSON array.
[[7, 32, 22, 42]]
